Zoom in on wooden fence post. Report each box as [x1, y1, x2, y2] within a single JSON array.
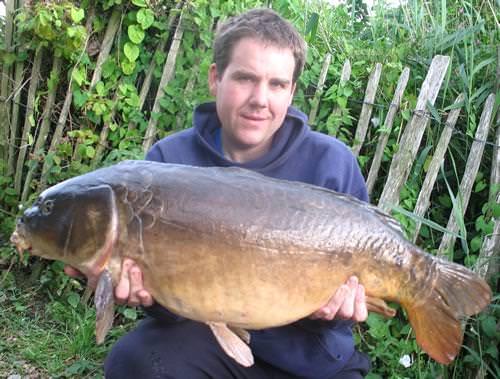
[[351, 63, 382, 157], [308, 53, 331, 126], [21, 56, 62, 202], [378, 55, 450, 212], [129, 2, 181, 131], [89, 9, 121, 90], [366, 67, 410, 195], [39, 9, 96, 189], [437, 93, 495, 257], [329, 59, 351, 137], [143, 11, 184, 152], [411, 93, 465, 241], [0, 0, 16, 165], [14, 47, 44, 194]]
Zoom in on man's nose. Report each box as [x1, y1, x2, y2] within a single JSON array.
[[249, 83, 268, 107]]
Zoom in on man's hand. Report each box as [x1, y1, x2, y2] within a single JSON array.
[[309, 276, 368, 322], [115, 258, 153, 307], [64, 258, 153, 307]]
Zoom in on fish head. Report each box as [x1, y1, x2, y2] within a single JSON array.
[[10, 178, 118, 272]]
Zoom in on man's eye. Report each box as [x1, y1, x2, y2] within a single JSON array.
[[270, 82, 286, 89], [41, 200, 54, 215]]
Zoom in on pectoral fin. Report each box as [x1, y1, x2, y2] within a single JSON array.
[[229, 326, 251, 344], [95, 269, 115, 344], [207, 322, 254, 367], [366, 296, 396, 318]]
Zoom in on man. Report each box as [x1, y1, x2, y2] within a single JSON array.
[[70, 8, 371, 378]]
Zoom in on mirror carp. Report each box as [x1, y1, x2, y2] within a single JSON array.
[[11, 160, 491, 366]]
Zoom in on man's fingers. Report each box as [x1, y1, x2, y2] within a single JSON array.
[[115, 259, 134, 304], [336, 276, 358, 319], [137, 289, 154, 307], [353, 284, 368, 322], [127, 265, 143, 307], [314, 284, 349, 320], [64, 265, 84, 278]]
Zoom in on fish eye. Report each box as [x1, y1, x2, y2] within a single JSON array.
[[41, 199, 54, 216]]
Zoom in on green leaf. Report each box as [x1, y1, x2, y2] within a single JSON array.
[[95, 81, 106, 97], [70, 7, 85, 23], [474, 180, 487, 193], [28, 114, 35, 127], [131, 0, 147, 7], [426, 100, 441, 123], [128, 24, 145, 44], [121, 59, 136, 75], [124, 42, 140, 62], [470, 236, 482, 253], [71, 67, 86, 86], [137, 8, 154, 29], [481, 316, 497, 338], [85, 146, 96, 158], [305, 12, 319, 42], [4, 188, 18, 196], [492, 203, 500, 218], [123, 308, 137, 320], [72, 88, 88, 109], [125, 92, 140, 107], [67, 292, 80, 308], [337, 97, 347, 109]]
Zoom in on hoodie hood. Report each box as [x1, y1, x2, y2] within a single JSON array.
[[193, 102, 309, 172]]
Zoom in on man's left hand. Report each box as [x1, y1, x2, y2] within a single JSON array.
[[309, 276, 367, 322]]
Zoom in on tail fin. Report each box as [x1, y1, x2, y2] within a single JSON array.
[[404, 260, 491, 364]]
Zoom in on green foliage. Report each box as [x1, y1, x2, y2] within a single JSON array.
[[15, 1, 87, 59]]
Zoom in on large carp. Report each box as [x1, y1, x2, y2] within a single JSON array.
[[11, 160, 491, 366]]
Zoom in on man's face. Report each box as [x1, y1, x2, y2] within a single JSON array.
[[209, 38, 296, 158]]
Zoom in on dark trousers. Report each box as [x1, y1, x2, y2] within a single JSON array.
[[104, 317, 369, 379]]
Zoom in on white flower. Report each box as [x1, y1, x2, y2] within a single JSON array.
[[399, 354, 413, 368]]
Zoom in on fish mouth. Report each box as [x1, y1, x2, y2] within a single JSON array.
[[10, 226, 32, 259]]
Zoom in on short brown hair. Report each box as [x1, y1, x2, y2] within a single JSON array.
[[213, 8, 307, 83]]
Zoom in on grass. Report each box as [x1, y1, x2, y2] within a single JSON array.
[[0, 265, 134, 378]]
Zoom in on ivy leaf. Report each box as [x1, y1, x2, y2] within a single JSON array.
[[71, 67, 86, 86], [70, 7, 85, 23], [137, 8, 154, 29], [131, 0, 147, 7], [72, 88, 89, 109], [128, 24, 145, 44], [123, 308, 137, 320], [125, 92, 140, 107], [86, 146, 96, 158], [102, 59, 117, 79], [67, 292, 80, 309], [95, 81, 106, 97], [124, 42, 140, 62], [121, 59, 136, 75]]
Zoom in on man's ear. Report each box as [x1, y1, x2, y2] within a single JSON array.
[[208, 63, 218, 96]]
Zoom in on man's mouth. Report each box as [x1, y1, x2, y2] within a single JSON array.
[[241, 112, 268, 121]]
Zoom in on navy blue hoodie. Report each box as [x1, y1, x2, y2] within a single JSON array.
[[145, 102, 369, 378]]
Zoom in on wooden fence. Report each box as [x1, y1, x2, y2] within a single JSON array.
[[1, 2, 498, 285], [308, 53, 498, 285]]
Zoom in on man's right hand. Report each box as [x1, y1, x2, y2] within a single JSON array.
[[64, 258, 154, 307]]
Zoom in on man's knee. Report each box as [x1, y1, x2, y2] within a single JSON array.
[[104, 318, 224, 379]]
